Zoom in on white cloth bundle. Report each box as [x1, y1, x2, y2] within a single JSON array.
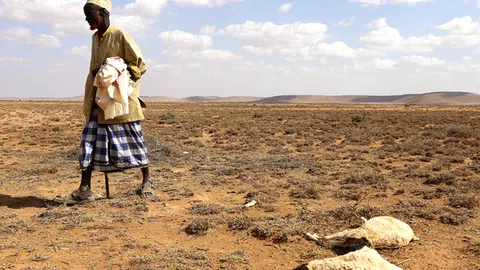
[[94, 57, 135, 120]]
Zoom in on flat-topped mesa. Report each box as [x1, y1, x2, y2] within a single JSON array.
[[324, 216, 419, 249], [304, 246, 402, 270]]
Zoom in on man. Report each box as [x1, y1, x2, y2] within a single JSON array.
[[57, 0, 153, 204]]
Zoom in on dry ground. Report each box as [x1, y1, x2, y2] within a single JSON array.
[[0, 101, 479, 270]]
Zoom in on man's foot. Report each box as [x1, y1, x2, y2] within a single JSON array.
[[137, 181, 154, 198], [55, 186, 95, 205]]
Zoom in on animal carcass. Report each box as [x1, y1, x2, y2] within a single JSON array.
[[304, 246, 402, 270], [323, 216, 419, 249]]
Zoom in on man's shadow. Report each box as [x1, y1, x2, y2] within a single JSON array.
[[0, 194, 58, 209]]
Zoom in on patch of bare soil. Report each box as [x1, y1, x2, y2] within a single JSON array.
[[0, 101, 479, 269]]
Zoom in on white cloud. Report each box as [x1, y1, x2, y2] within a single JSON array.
[[243, 46, 275, 55], [334, 17, 356, 27], [3, 27, 31, 40], [349, 0, 434, 6], [198, 49, 242, 61], [361, 18, 442, 52], [0, 56, 26, 64], [170, 0, 243, 7], [72, 45, 90, 57], [121, 0, 168, 16], [159, 30, 213, 50], [163, 49, 243, 61], [3, 27, 61, 48], [223, 21, 375, 60], [200, 25, 217, 36], [0, 0, 84, 22], [221, 21, 328, 54], [310, 42, 378, 59], [374, 58, 396, 69], [26, 34, 62, 48], [402, 55, 445, 67], [436, 16, 480, 46], [278, 2, 294, 13], [111, 15, 156, 36], [52, 20, 90, 36]]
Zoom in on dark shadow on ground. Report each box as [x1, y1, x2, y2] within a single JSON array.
[[0, 194, 59, 209]]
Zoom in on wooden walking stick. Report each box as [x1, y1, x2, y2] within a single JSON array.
[[104, 173, 110, 199]]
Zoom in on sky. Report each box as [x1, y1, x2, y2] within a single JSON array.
[[1, 0, 480, 98]]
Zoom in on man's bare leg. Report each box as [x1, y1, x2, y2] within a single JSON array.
[[140, 167, 154, 197], [80, 166, 93, 189], [141, 167, 150, 185]]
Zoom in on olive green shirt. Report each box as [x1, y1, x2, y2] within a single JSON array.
[[83, 25, 147, 124]]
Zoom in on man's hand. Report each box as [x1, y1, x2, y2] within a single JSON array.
[[91, 67, 100, 77], [127, 67, 138, 82]]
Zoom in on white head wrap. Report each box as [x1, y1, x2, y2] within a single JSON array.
[[86, 0, 112, 12]]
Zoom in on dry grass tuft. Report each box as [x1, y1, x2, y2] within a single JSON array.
[[189, 203, 223, 216], [448, 195, 479, 209], [343, 167, 389, 189], [1, 220, 36, 234], [424, 172, 456, 185], [290, 183, 320, 199], [29, 253, 49, 262], [228, 216, 253, 231], [244, 188, 281, 204], [463, 242, 480, 256], [327, 205, 384, 228], [185, 218, 211, 235], [438, 207, 473, 225], [251, 225, 271, 240], [219, 250, 250, 265]]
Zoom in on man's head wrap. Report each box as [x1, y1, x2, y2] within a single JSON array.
[[86, 0, 112, 13]]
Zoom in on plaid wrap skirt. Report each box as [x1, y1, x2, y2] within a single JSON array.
[[79, 108, 149, 172]]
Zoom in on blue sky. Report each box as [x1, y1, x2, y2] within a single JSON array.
[[1, 0, 480, 98]]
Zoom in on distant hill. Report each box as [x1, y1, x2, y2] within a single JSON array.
[[2, 91, 480, 105], [252, 92, 480, 105]]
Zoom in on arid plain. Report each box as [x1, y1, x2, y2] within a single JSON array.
[[0, 101, 479, 269]]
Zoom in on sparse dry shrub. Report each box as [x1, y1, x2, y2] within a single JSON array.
[[163, 249, 212, 269], [219, 250, 250, 265], [426, 158, 451, 172], [438, 207, 473, 225], [423, 172, 456, 185], [344, 128, 372, 146], [129, 255, 153, 266], [130, 249, 212, 269], [228, 216, 253, 231], [37, 207, 96, 229], [467, 160, 480, 173], [0, 219, 36, 234], [244, 189, 280, 204], [389, 136, 441, 156], [334, 187, 366, 201], [343, 167, 389, 189], [445, 125, 475, 139], [185, 218, 211, 235], [327, 205, 384, 228], [251, 225, 271, 240], [388, 199, 438, 220], [189, 203, 223, 216], [289, 183, 320, 199], [143, 135, 183, 161], [448, 195, 479, 209], [463, 242, 480, 256], [421, 186, 455, 200], [455, 177, 480, 192], [259, 156, 315, 170], [29, 253, 48, 262]]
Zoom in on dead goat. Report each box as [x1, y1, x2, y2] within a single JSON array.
[[307, 216, 419, 249], [302, 246, 402, 270]]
